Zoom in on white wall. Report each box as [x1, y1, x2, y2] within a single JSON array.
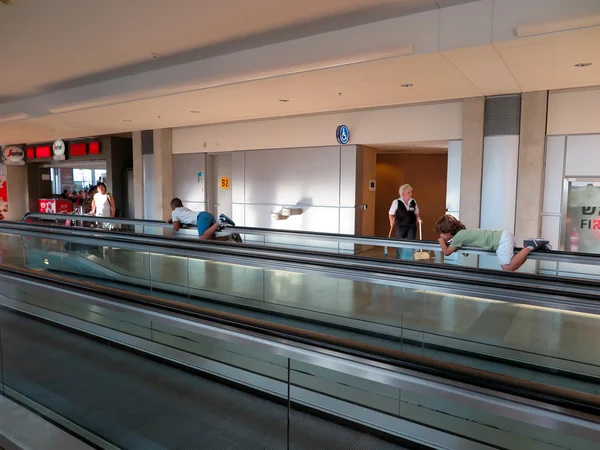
[[446, 140, 462, 218], [232, 146, 358, 238], [541, 134, 600, 249], [565, 135, 600, 176], [548, 87, 600, 135], [172, 102, 463, 154], [480, 135, 520, 232], [541, 135, 566, 251]]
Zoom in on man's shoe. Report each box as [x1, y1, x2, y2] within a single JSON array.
[[219, 214, 235, 227], [524, 238, 550, 251]]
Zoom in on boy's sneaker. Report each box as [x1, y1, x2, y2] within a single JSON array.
[[524, 238, 550, 251], [219, 214, 235, 227]]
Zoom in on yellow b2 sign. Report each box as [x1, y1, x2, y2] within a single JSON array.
[[220, 177, 230, 189]]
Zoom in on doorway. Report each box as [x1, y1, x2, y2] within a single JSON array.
[[369, 143, 448, 241], [208, 153, 233, 218]]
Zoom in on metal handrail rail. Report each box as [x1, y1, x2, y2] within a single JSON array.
[[22, 212, 600, 265], [4, 220, 600, 315], [1, 264, 599, 442]]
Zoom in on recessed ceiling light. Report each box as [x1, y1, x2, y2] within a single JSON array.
[[401, 83, 413, 88], [190, 110, 201, 114], [123, 119, 132, 123], [279, 99, 290, 103], [575, 62, 592, 67]]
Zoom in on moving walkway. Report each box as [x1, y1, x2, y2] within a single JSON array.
[[1, 262, 599, 449], [2, 219, 600, 379], [23, 212, 600, 281]]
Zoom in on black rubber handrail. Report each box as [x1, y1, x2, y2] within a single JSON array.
[[4, 220, 600, 305], [2, 263, 599, 418]]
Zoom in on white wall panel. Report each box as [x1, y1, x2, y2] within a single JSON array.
[[339, 147, 357, 207], [245, 204, 341, 234], [173, 102, 463, 154], [231, 151, 245, 204], [232, 203, 245, 226], [339, 208, 356, 235], [541, 215, 562, 251], [226, 145, 362, 234], [446, 140, 462, 217], [244, 146, 341, 206], [548, 88, 600, 135], [542, 135, 566, 214], [565, 134, 600, 177], [183, 201, 206, 213], [172, 153, 206, 205], [480, 135, 519, 232]]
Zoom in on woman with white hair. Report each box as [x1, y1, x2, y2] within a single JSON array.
[[388, 184, 422, 252]]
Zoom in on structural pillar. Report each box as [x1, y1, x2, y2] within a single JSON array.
[[459, 97, 485, 228], [132, 131, 144, 220], [3, 163, 28, 221], [153, 128, 173, 222], [515, 91, 548, 242]]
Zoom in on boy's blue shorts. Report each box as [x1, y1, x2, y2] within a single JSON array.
[[196, 212, 216, 236]]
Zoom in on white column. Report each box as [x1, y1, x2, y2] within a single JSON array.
[[515, 91, 548, 242], [459, 97, 485, 228], [446, 140, 462, 218], [5, 164, 28, 221], [132, 131, 144, 220], [153, 128, 173, 222]]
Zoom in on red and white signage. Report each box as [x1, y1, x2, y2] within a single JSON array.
[[38, 199, 73, 214], [2, 146, 25, 165], [53, 140, 66, 161], [0, 176, 7, 220]]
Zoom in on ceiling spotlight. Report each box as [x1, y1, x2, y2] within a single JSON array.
[[574, 62, 592, 67], [190, 110, 201, 114], [279, 99, 290, 103], [401, 83, 414, 88]]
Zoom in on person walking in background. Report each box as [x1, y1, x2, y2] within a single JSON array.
[[89, 182, 116, 229], [388, 184, 422, 258]]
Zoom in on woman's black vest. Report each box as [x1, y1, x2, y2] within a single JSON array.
[[395, 198, 416, 227]]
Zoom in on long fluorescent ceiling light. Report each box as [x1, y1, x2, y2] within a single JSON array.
[[517, 14, 600, 38], [48, 42, 414, 115], [0, 112, 29, 124]]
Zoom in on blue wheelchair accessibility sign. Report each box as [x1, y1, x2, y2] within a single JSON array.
[[336, 125, 350, 145]]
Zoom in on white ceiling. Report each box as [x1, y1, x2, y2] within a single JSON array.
[[0, 0, 472, 101], [0, 1, 599, 146]]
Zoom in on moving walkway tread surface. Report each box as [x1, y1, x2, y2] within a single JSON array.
[[0, 309, 412, 450]]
